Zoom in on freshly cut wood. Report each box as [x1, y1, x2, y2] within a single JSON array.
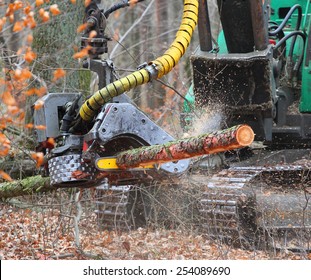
[[116, 125, 254, 169]]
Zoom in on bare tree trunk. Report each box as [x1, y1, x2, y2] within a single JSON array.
[[149, 0, 169, 109], [32, 1, 85, 92]]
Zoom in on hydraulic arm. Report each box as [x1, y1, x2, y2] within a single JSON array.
[[78, 0, 199, 123]]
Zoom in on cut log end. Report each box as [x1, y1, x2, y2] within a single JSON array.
[[236, 125, 255, 146]]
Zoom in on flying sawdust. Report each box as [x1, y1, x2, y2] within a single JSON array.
[[185, 103, 224, 137]]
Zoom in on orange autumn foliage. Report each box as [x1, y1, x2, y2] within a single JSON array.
[[52, 68, 66, 81], [6, 3, 17, 17], [85, 0, 92, 7], [7, 105, 21, 115], [0, 133, 11, 157], [24, 88, 36, 96], [50, 4, 61, 16], [0, 17, 6, 32], [0, 170, 13, 182], [33, 100, 44, 110], [25, 123, 34, 129], [24, 49, 37, 63], [25, 124, 46, 130], [24, 5, 32, 15], [2, 91, 17, 106], [13, 68, 32, 81], [22, 68, 32, 79], [25, 87, 47, 97], [89, 30, 97, 39], [38, 9, 50, 22], [0, 118, 6, 130], [13, 21, 24, 32], [27, 34, 33, 44], [42, 11, 50, 22], [73, 46, 92, 59], [18, 111, 25, 122], [129, 0, 139, 7], [31, 152, 44, 168], [36, 86, 47, 96], [36, 0, 44, 7], [11, 1, 23, 11], [24, 13, 37, 29], [46, 137, 55, 147], [35, 125, 46, 130], [77, 23, 87, 33], [38, 8, 44, 16]]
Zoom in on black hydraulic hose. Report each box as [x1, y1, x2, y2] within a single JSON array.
[[269, 5, 303, 66], [268, 25, 285, 51], [60, 94, 82, 133], [288, 7, 303, 61], [269, 4, 302, 36], [269, 25, 285, 39], [274, 31, 306, 73], [268, 20, 279, 26], [104, 0, 145, 18], [274, 31, 306, 50]]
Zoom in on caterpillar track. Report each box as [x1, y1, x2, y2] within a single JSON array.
[[199, 167, 261, 247], [95, 183, 132, 231], [199, 164, 311, 251], [95, 182, 147, 231]]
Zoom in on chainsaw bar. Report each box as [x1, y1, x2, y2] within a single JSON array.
[[95, 157, 154, 171]]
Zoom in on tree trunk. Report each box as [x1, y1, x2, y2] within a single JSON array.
[[0, 176, 51, 199], [116, 125, 254, 168], [32, 1, 85, 92]]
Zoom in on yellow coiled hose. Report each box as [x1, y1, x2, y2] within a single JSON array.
[[80, 0, 199, 121]]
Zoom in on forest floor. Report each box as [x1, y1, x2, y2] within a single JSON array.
[[0, 202, 310, 260]]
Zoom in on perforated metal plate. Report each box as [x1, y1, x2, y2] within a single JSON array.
[[48, 154, 97, 187]]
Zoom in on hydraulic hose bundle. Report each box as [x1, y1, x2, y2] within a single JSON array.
[[79, 0, 199, 122], [269, 4, 306, 76]]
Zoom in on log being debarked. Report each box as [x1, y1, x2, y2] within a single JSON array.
[[116, 124, 254, 169]]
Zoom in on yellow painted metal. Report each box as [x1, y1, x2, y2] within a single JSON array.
[[96, 157, 119, 170], [79, 0, 199, 121], [96, 157, 154, 171]]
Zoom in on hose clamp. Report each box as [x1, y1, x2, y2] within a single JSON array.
[[145, 63, 159, 80]]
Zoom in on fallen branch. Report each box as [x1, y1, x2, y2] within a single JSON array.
[[50, 253, 75, 260], [0, 175, 52, 199]]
